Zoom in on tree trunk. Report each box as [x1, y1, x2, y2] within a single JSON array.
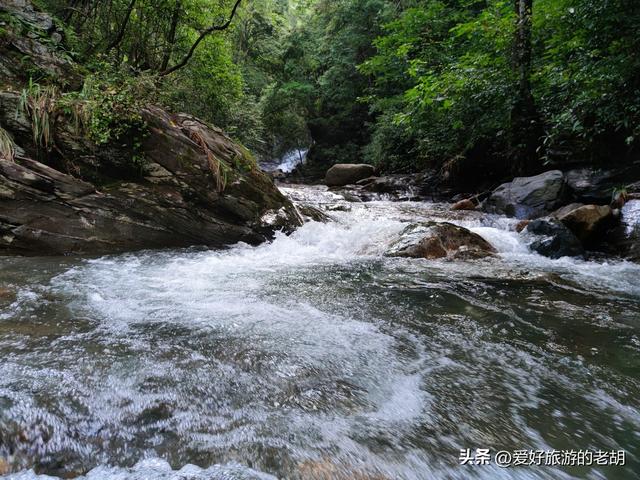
[[510, 0, 540, 174], [161, 1, 182, 72], [105, 0, 137, 53]]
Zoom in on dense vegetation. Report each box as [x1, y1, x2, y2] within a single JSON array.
[[21, 0, 640, 183]]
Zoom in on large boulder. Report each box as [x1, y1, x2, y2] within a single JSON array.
[[0, 101, 301, 255], [484, 170, 565, 219], [386, 222, 496, 260], [557, 204, 615, 243], [525, 219, 584, 259], [325, 164, 376, 187], [565, 162, 640, 204]]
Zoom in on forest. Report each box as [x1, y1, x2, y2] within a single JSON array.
[[8, 0, 639, 185]]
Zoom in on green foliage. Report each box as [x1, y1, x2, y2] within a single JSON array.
[[59, 64, 150, 146], [25, 0, 640, 176], [360, 0, 640, 173]]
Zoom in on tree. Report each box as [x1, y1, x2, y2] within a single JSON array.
[[510, 0, 541, 173], [159, 0, 244, 76]]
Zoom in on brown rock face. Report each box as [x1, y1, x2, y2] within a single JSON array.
[[451, 198, 476, 211], [558, 204, 614, 242], [325, 164, 376, 187], [387, 222, 496, 260], [0, 99, 301, 255]]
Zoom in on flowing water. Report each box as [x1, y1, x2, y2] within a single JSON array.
[[261, 150, 308, 173], [1, 185, 639, 480]]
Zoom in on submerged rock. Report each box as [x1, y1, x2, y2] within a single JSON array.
[[515, 219, 531, 233], [325, 164, 376, 187], [297, 204, 331, 223], [358, 174, 415, 195], [0, 287, 16, 302], [451, 198, 476, 211], [525, 218, 584, 259], [387, 222, 496, 260], [297, 459, 389, 480], [484, 170, 565, 219]]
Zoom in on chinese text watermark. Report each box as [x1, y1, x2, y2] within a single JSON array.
[[459, 448, 626, 467]]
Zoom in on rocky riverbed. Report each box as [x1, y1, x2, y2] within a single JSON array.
[[1, 183, 639, 479]]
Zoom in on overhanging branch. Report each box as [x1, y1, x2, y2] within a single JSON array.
[[159, 0, 243, 76]]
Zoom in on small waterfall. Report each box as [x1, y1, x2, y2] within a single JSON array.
[[261, 148, 308, 173]]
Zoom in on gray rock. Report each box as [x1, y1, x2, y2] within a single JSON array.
[[484, 170, 565, 219], [525, 219, 584, 259], [565, 163, 640, 203], [0, 0, 81, 87], [325, 164, 376, 187], [387, 222, 496, 260]]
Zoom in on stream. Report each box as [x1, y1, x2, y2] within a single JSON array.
[[1, 184, 639, 479]]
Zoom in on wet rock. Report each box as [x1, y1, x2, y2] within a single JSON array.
[[557, 204, 615, 243], [359, 174, 415, 195], [550, 202, 585, 219], [387, 222, 496, 260], [0, 458, 10, 475], [525, 219, 584, 259], [0, 287, 16, 302], [297, 204, 331, 223], [325, 164, 376, 187], [608, 199, 640, 261], [484, 170, 566, 219], [451, 198, 476, 211], [270, 169, 287, 180], [138, 402, 173, 424], [565, 162, 640, 203], [515, 219, 531, 233], [325, 204, 351, 212]]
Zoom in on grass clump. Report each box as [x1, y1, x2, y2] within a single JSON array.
[[17, 79, 58, 151], [0, 126, 16, 162]]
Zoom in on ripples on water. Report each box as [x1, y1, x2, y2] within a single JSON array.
[[1, 185, 639, 479]]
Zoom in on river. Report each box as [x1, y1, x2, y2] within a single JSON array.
[[1, 185, 639, 479]]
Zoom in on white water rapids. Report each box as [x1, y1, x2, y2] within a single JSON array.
[[1, 185, 639, 479]]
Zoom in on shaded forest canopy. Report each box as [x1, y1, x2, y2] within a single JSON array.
[[8, 0, 640, 183]]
